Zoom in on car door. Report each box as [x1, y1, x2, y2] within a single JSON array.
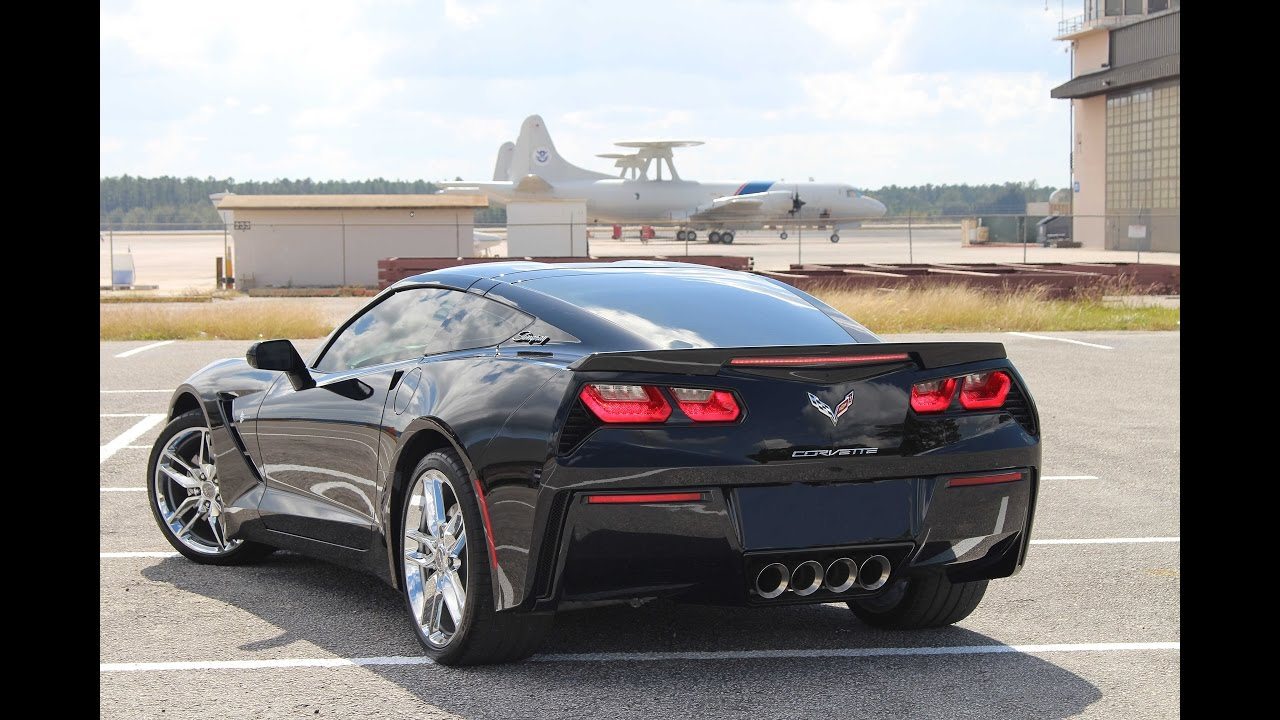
[[254, 287, 459, 549]]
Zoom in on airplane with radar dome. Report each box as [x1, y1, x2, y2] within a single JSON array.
[[440, 114, 886, 244]]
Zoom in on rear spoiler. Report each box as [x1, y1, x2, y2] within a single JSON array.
[[568, 342, 1007, 376]]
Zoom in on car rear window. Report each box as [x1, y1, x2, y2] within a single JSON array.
[[520, 270, 863, 349]]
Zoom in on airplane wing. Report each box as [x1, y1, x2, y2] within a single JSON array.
[[688, 190, 794, 222]]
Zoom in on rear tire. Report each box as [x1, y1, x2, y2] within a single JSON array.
[[708, 231, 722, 244], [721, 231, 735, 244], [848, 574, 988, 629], [398, 449, 553, 665]]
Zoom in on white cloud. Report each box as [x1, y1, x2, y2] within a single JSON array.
[[100, 0, 1070, 186], [800, 71, 1057, 127], [443, 0, 497, 28], [791, 0, 923, 72]]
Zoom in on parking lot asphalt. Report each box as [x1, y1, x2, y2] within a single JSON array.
[[100, 331, 1180, 719]]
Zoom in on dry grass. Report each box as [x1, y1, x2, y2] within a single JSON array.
[[813, 284, 1180, 334], [101, 301, 334, 340], [100, 282, 1179, 340]]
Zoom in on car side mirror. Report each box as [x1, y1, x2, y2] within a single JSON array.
[[246, 339, 315, 391]]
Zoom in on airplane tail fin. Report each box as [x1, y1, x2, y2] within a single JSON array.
[[492, 141, 515, 181], [508, 114, 612, 182]]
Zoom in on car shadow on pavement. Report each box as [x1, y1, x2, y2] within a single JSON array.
[[142, 552, 1102, 719]]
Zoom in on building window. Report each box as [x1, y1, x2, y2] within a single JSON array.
[[1148, 0, 1169, 12], [1106, 82, 1179, 213]]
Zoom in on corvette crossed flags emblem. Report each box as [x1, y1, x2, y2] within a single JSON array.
[[807, 390, 855, 427]]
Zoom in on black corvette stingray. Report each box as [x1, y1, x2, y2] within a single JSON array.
[[147, 261, 1041, 665]]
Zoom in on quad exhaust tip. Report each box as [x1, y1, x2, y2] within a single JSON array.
[[790, 560, 824, 597], [755, 562, 789, 599], [858, 554, 891, 591], [823, 557, 858, 593], [754, 555, 893, 598]]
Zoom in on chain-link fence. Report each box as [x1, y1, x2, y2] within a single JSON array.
[[99, 212, 1179, 291]]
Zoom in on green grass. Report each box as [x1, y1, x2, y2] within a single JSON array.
[[813, 284, 1179, 334]]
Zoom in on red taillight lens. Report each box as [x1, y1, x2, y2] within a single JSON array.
[[947, 471, 1023, 488], [958, 371, 1012, 410], [579, 384, 671, 423], [586, 492, 704, 504], [670, 387, 741, 422], [910, 377, 957, 413]]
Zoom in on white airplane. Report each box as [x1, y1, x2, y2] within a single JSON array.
[[441, 114, 886, 244]]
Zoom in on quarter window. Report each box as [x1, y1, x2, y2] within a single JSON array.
[[314, 288, 531, 372]]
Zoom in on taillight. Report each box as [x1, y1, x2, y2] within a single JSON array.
[[578, 384, 671, 423], [910, 377, 957, 413], [671, 387, 741, 422], [959, 371, 1012, 410]]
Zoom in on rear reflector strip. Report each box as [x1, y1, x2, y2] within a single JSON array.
[[728, 353, 910, 367], [586, 492, 704, 504], [947, 472, 1024, 488]]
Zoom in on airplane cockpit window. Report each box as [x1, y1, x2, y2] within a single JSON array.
[[845, 189, 859, 198]]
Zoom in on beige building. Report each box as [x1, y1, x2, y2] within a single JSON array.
[[1052, 2, 1179, 252], [505, 199, 588, 257], [216, 194, 488, 288]]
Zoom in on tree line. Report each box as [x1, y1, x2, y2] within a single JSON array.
[[99, 175, 1059, 227]]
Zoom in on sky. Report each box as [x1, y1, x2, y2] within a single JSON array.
[[100, 0, 1074, 188]]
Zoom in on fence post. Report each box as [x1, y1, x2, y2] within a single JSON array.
[[907, 213, 913, 263], [223, 221, 229, 289], [1022, 215, 1027, 265], [109, 228, 114, 288]]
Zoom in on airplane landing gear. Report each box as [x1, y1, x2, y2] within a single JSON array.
[[830, 233, 840, 243], [708, 231, 722, 244], [780, 231, 788, 240]]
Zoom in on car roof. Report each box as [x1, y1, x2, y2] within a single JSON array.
[[397, 260, 746, 290]]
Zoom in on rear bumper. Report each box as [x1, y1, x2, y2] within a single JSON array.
[[527, 459, 1039, 612]]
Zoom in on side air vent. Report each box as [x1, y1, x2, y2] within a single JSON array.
[[556, 400, 599, 455], [535, 492, 569, 598], [1003, 382, 1038, 436]]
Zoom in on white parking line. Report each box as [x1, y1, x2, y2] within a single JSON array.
[[101, 488, 146, 493], [101, 413, 153, 418], [1032, 537, 1179, 545], [101, 389, 174, 394], [100, 552, 178, 558], [100, 641, 1179, 672], [100, 414, 165, 463], [113, 341, 175, 358], [1006, 332, 1114, 350], [1042, 475, 1100, 480]]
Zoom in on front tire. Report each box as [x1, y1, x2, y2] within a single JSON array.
[[398, 449, 552, 665], [147, 410, 274, 565], [848, 574, 988, 629]]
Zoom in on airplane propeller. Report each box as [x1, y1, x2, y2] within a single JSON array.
[[788, 190, 806, 216]]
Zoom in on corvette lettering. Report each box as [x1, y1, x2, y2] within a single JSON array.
[[792, 448, 879, 457]]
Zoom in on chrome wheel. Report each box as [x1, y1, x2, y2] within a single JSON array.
[[403, 469, 468, 648], [152, 426, 240, 555]]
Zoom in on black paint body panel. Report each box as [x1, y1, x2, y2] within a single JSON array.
[[158, 262, 1042, 616]]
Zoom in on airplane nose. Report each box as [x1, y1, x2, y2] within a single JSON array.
[[865, 197, 887, 217]]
